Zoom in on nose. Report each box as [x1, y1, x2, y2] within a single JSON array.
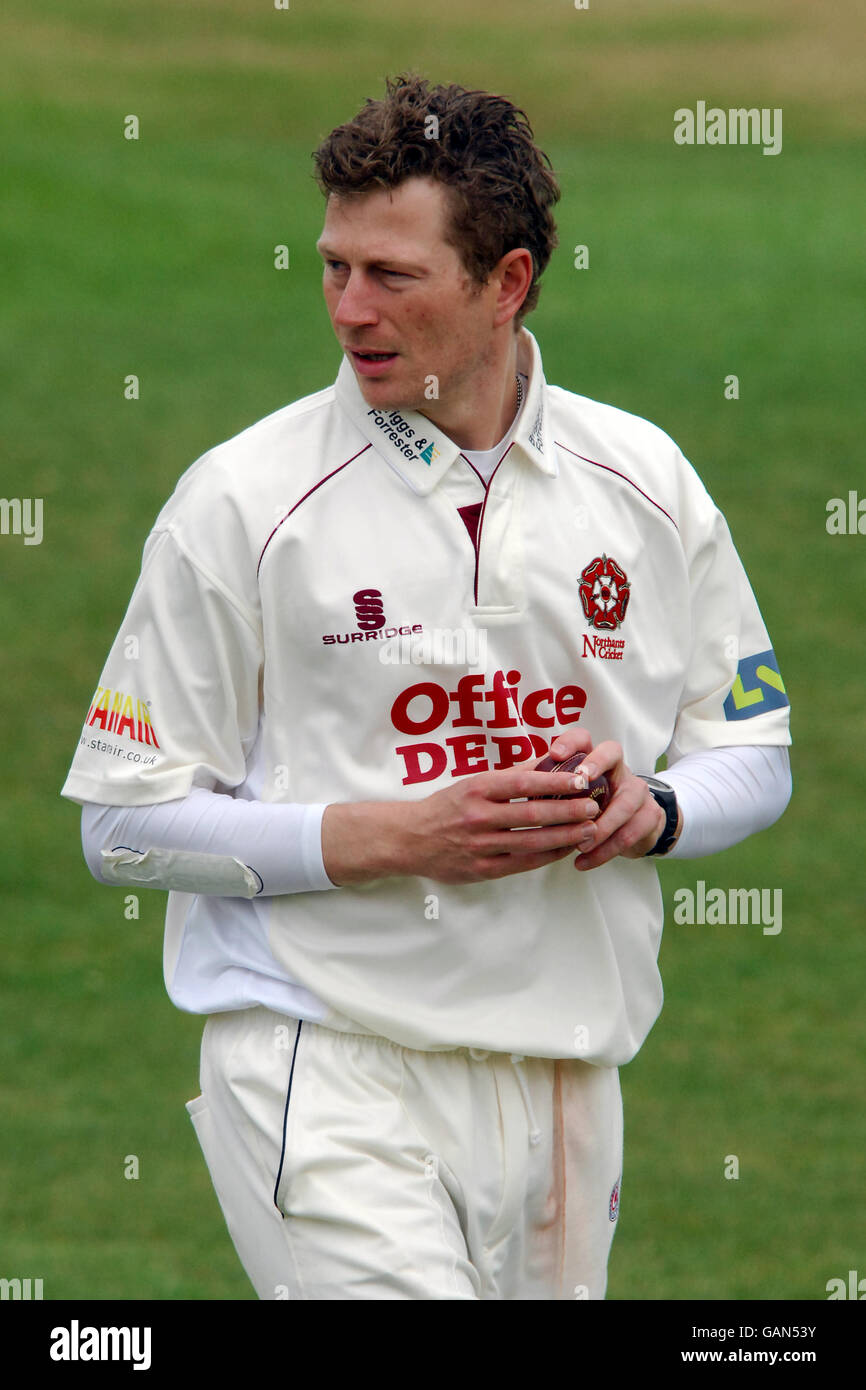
[[332, 271, 379, 329]]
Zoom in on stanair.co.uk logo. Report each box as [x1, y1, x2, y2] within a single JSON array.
[[84, 685, 160, 747]]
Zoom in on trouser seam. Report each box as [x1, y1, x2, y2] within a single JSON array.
[[273, 1018, 303, 1212]]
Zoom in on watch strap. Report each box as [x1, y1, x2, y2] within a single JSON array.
[[638, 776, 679, 856]]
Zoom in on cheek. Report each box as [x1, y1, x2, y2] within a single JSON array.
[[409, 304, 470, 355]]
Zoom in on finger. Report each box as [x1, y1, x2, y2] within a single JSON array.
[[567, 775, 651, 861], [545, 729, 594, 762], [574, 801, 663, 871], [479, 766, 597, 803], [495, 818, 603, 855], [495, 795, 601, 831], [460, 810, 600, 859], [471, 844, 577, 880], [582, 778, 646, 845], [577, 740, 624, 781]]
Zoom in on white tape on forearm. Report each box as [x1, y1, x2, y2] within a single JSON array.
[[100, 846, 262, 897]]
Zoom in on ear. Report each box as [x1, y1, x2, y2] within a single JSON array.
[[491, 248, 534, 328]]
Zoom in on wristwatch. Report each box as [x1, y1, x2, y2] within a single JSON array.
[[638, 775, 680, 856]]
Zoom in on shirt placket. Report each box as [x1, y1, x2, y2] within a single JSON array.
[[467, 460, 525, 617]]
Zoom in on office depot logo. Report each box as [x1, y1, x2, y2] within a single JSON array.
[[390, 669, 587, 785]]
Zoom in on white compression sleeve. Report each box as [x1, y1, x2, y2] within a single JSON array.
[[658, 744, 791, 859], [81, 789, 337, 897], [81, 744, 791, 892]]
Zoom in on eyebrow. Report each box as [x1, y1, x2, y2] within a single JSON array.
[[316, 242, 426, 274]]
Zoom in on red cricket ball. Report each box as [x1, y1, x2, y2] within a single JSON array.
[[533, 751, 611, 813]]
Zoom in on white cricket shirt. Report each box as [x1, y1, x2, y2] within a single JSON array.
[[61, 329, 791, 1064]]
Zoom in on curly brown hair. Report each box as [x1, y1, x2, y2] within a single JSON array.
[[313, 74, 560, 323]]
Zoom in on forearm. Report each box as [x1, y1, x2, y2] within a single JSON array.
[[82, 789, 336, 897], [81, 741, 777, 901], [660, 744, 791, 858], [320, 800, 422, 885]]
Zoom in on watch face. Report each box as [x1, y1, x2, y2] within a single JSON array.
[[642, 776, 672, 793]]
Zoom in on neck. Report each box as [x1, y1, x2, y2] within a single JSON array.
[[420, 333, 521, 451]]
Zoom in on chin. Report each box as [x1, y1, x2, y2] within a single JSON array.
[[358, 378, 417, 413]]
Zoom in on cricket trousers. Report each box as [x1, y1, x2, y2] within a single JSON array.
[[186, 1006, 623, 1301]]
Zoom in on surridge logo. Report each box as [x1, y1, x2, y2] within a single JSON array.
[[353, 588, 385, 631], [85, 685, 160, 747], [323, 587, 425, 648]]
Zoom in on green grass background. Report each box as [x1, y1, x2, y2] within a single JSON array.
[[1, 0, 863, 1300]]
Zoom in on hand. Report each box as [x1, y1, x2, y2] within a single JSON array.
[[565, 740, 673, 872], [322, 728, 606, 886]]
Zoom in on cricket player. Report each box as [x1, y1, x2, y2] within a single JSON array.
[[61, 76, 792, 1300]]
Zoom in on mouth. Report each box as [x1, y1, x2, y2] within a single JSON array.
[[348, 348, 398, 377]]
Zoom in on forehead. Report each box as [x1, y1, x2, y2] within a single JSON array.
[[318, 177, 459, 264]]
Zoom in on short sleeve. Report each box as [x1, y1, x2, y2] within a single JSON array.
[[60, 525, 263, 806], [668, 467, 791, 760]]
